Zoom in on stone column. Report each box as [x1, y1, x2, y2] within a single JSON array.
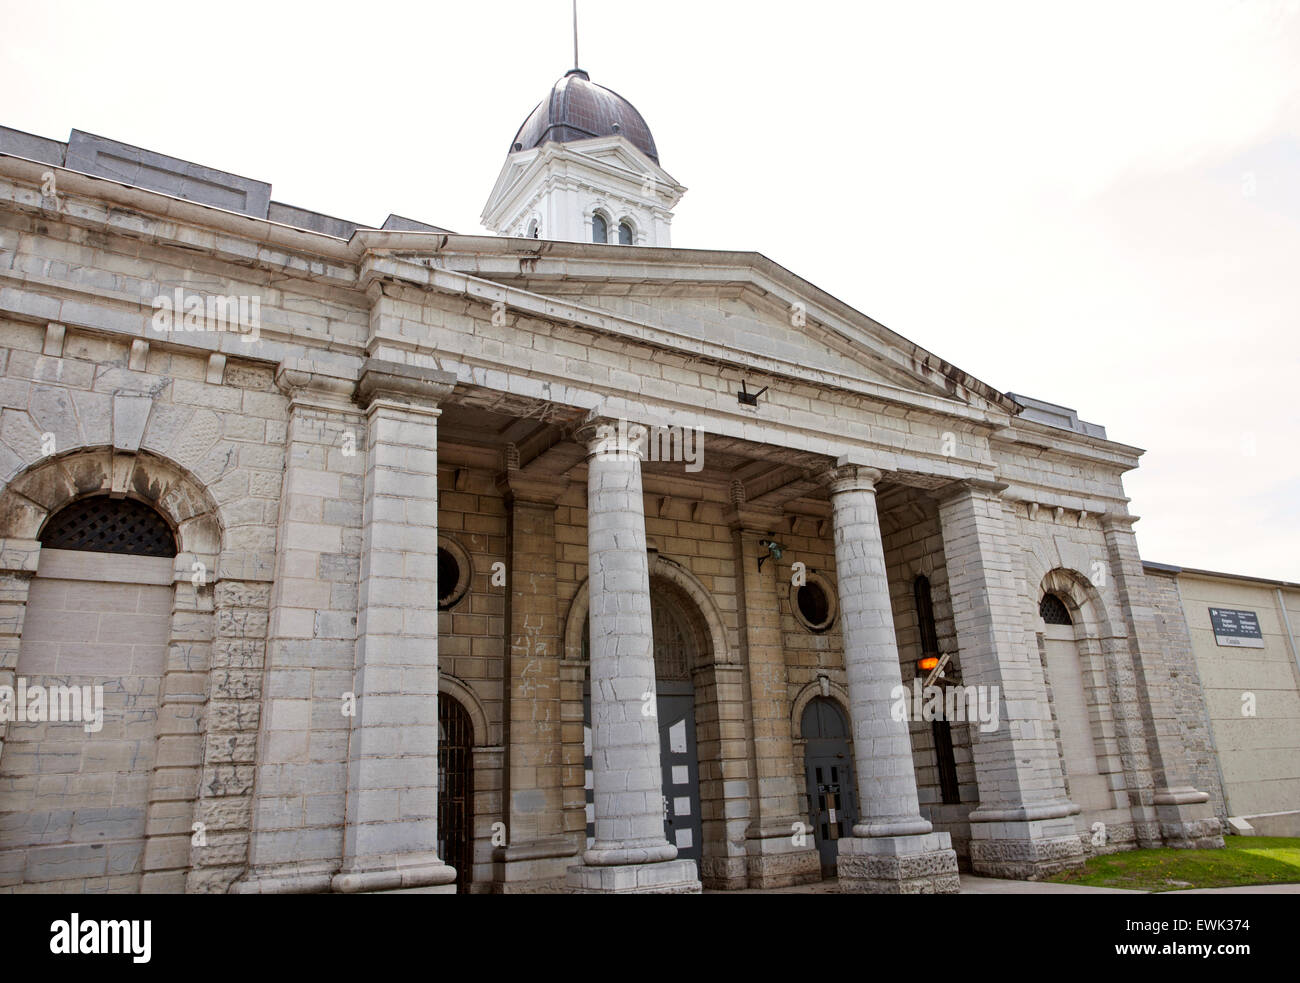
[[822, 464, 959, 893], [936, 480, 1085, 879], [727, 491, 820, 888], [331, 360, 459, 893], [1100, 513, 1221, 849], [232, 360, 366, 894], [566, 418, 700, 894], [494, 465, 576, 891]]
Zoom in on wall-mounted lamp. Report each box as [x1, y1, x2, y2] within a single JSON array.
[[757, 538, 784, 572], [738, 380, 769, 406]]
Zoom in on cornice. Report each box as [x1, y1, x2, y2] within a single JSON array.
[[0, 156, 358, 271], [989, 418, 1144, 472]]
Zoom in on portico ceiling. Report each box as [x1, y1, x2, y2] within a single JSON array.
[[436, 392, 945, 523]]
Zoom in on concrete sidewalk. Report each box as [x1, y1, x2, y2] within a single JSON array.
[[709, 875, 1300, 895], [959, 874, 1140, 894]]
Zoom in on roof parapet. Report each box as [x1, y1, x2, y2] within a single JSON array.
[[1006, 391, 1107, 439], [0, 124, 452, 237]]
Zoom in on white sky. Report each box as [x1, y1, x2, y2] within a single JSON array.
[[2, 0, 1297, 580]]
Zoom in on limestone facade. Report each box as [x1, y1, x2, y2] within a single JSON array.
[[0, 126, 1224, 894]]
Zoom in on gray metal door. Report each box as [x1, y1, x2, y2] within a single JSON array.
[[582, 685, 702, 867], [581, 595, 703, 865], [656, 682, 701, 866], [802, 699, 857, 878]]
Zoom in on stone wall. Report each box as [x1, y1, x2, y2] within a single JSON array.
[[1145, 569, 1227, 823]]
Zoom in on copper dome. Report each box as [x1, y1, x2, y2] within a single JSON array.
[[510, 69, 659, 164]]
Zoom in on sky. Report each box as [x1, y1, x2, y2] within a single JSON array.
[[2, 0, 1297, 580]]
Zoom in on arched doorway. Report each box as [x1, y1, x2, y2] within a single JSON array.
[[438, 695, 474, 894], [801, 698, 858, 878], [1, 494, 177, 892], [581, 581, 704, 868], [1039, 591, 1111, 814]]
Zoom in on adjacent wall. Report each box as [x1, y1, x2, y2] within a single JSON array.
[[1148, 565, 1300, 828]]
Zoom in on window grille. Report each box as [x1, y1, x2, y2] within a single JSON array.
[[1040, 593, 1073, 625], [39, 496, 176, 557]]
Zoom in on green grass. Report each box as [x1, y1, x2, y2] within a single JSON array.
[[1045, 837, 1300, 892]]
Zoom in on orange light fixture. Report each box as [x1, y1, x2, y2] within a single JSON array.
[[918, 656, 940, 671]]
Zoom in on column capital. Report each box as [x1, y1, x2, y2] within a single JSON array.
[[575, 415, 649, 462], [0, 538, 41, 575], [932, 477, 1009, 504], [496, 468, 571, 505], [356, 358, 456, 413], [818, 464, 882, 496], [1099, 511, 1141, 530], [275, 358, 359, 412], [724, 505, 785, 533]]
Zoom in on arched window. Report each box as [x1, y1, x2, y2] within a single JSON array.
[[1040, 592, 1073, 625], [914, 575, 939, 655], [618, 221, 634, 245], [591, 212, 608, 243], [438, 695, 474, 894], [39, 496, 176, 557], [527, 219, 539, 239], [914, 574, 959, 805]]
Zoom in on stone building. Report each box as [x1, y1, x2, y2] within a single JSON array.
[[0, 66, 1225, 895]]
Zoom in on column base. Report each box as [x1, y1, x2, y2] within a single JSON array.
[[492, 836, 579, 894], [745, 828, 821, 889], [331, 851, 457, 894], [969, 816, 1086, 880], [700, 855, 749, 891], [229, 860, 338, 895], [1154, 792, 1224, 849], [836, 832, 960, 894], [566, 859, 701, 894]]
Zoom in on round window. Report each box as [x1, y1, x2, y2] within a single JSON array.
[[437, 539, 472, 610], [792, 575, 837, 633]]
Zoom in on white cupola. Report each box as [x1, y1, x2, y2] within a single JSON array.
[[482, 68, 686, 246]]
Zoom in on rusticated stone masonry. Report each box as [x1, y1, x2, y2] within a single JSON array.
[[936, 480, 1084, 879], [187, 579, 268, 893]]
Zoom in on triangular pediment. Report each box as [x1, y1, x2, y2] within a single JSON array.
[[435, 239, 1009, 416], [474, 256, 1014, 415], [583, 142, 653, 175], [576, 286, 995, 407]]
